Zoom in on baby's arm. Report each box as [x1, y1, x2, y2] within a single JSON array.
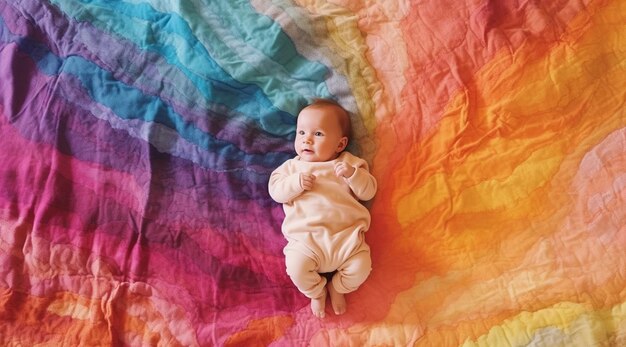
[[268, 163, 309, 203], [335, 160, 377, 201]]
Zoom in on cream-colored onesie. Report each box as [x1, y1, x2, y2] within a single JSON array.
[[268, 151, 377, 299]]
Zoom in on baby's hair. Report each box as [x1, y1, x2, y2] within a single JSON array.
[[305, 98, 352, 138]]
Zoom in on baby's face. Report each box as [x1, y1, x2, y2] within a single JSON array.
[[294, 106, 347, 162]]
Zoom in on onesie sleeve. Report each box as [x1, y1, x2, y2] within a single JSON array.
[[268, 161, 304, 204], [345, 157, 377, 201]]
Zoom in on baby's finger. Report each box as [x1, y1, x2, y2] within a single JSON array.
[[334, 163, 343, 174], [302, 174, 316, 189], [335, 170, 345, 178]]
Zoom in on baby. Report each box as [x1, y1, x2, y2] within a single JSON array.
[[268, 99, 377, 318]]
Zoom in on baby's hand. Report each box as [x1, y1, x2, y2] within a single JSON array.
[[300, 173, 316, 190], [334, 162, 355, 178]]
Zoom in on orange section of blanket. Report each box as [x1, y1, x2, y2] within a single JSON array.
[[359, 0, 626, 345]]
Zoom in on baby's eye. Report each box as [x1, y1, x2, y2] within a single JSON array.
[[314, 131, 323, 136], [298, 130, 305, 135]]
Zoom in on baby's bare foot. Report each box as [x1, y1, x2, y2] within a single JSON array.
[[311, 290, 327, 318], [328, 283, 346, 315]]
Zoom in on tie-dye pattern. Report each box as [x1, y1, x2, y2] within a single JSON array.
[[0, 0, 624, 346]]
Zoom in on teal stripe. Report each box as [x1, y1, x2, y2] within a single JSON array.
[[50, 0, 334, 123], [49, 0, 296, 136], [143, 0, 333, 114]]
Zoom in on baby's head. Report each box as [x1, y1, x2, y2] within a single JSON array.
[[295, 99, 351, 162]]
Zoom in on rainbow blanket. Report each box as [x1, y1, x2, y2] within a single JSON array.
[[1, 1, 625, 346]]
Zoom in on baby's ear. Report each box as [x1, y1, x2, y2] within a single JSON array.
[[336, 137, 348, 152]]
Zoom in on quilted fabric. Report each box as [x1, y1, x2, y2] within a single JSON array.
[[0, 0, 624, 345]]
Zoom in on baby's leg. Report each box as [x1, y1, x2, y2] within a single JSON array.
[[284, 250, 327, 318], [329, 250, 372, 315]]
